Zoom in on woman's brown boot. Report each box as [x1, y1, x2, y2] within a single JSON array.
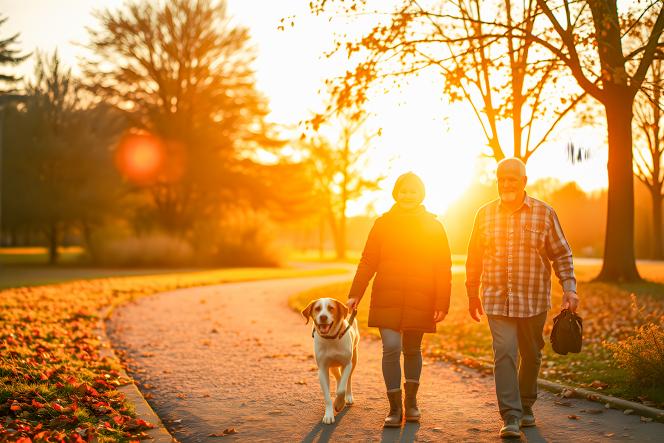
[[384, 390, 403, 427], [404, 381, 421, 422]]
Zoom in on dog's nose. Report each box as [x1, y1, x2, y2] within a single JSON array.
[[319, 315, 328, 323]]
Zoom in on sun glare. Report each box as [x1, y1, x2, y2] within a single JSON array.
[[114, 134, 164, 184], [345, 74, 485, 216]]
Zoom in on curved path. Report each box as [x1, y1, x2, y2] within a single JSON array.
[[107, 274, 664, 442]]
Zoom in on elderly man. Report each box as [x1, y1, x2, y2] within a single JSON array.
[[466, 158, 578, 438]]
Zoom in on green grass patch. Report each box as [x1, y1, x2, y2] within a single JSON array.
[[0, 266, 346, 442], [0, 247, 84, 265], [0, 266, 209, 290], [288, 264, 664, 407]]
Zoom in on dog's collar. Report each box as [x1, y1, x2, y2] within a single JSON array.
[[311, 310, 357, 340], [312, 320, 343, 340]]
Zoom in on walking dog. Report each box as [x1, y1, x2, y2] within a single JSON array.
[[301, 298, 359, 424]]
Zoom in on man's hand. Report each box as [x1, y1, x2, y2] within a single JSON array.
[[562, 291, 579, 312], [347, 297, 358, 311], [469, 297, 484, 322], [433, 311, 446, 322]]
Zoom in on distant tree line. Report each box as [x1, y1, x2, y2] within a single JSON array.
[[0, 1, 325, 265]]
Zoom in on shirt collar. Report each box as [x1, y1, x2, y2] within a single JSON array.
[[499, 192, 532, 213]]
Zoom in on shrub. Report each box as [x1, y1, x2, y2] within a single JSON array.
[[92, 234, 194, 267], [190, 212, 282, 267], [606, 322, 664, 387]]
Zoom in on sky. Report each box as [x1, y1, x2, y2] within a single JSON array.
[[0, 0, 610, 216]]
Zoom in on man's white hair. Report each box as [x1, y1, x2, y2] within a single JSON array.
[[497, 157, 527, 177]]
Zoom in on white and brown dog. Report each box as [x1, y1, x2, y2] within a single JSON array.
[[301, 297, 359, 424]]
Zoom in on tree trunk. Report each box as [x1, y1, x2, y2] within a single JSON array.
[[336, 129, 350, 261], [319, 213, 325, 260], [333, 213, 346, 260], [81, 222, 97, 264], [596, 95, 641, 281], [326, 208, 344, 260], [652, 191, 663, 260], [336, 221, 346, 259], [48, 222, 59, 265]]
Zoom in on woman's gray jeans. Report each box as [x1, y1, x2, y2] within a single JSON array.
[[379, 328, 424, 392]]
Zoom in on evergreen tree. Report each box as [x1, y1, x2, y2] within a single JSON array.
[[0, 15, 29, 92]]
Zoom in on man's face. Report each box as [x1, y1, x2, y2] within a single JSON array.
[[497, 165, 527, 204]]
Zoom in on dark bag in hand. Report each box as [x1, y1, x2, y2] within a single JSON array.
[[550, 308, 583, 355]]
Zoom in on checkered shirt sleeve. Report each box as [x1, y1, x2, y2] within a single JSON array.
[[465, 196, 576, 317]]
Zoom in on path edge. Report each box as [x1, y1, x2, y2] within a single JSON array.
[[441, 351, 664, 423], [96, 305, 178, 443]]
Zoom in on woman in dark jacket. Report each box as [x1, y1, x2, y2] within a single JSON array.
[[347, 172, 451, 428]]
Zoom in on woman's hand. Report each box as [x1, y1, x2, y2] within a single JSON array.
[[347, 298, 359, 311], [433, 310, 446, 322]]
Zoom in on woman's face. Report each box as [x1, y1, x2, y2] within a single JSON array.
[[396, 182, 421, 209]]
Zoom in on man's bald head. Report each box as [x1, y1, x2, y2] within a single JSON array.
[[497, 157, 527, 178], [496, 157, 527, 206]]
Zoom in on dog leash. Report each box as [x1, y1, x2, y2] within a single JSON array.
[[336, 308, 357, 340], [311, 309, 357, 340]]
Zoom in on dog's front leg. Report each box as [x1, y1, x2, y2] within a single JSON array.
[[333, 363, 353, 412], [319, 366, 335, 424]]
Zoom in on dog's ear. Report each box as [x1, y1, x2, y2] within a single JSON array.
[[335, 299, 349, 320], [301, 300, 317, 324]]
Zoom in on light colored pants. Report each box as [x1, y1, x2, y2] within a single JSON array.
[[487, 311, 547, 420], [379, 328, 424, 391]]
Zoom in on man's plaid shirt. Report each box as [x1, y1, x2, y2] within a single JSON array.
[[465, 194, 576, 318]]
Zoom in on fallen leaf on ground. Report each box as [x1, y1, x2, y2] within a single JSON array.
[[580, 409, 604, 414], [554, 400, 573, 407], [562, 389, 576, 398], [568, 415, 579, 420]]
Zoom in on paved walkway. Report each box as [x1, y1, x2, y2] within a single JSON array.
[[106, 275, 664, 442]]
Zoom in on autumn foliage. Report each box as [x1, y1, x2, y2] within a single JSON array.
[[0, 268, 340, 442], [607, 315, 664, 388]]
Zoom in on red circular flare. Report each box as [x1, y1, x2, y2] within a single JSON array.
[[115, 133, 164, 185]]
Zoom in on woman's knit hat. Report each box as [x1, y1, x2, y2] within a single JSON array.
[[392, 172, 426, 202]]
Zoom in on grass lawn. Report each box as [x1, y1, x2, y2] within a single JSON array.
[[0, 247, 206, 290], [0, 266, 211, 291], [0, 266, 346, 442], [0, 247, 84, 265], [289, 262, 664, 408]]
